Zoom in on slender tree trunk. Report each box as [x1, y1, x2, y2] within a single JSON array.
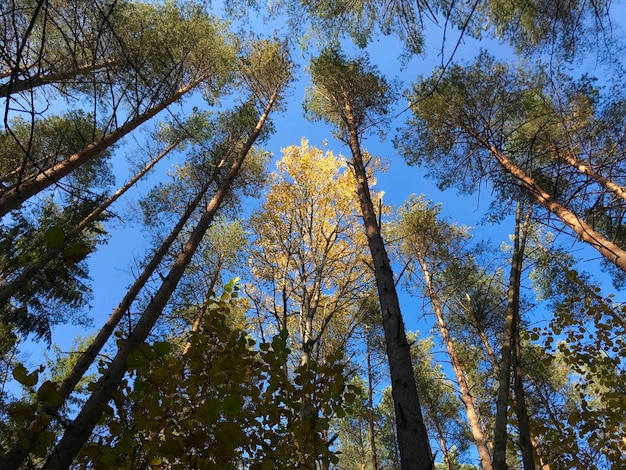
[[41, 87, 280, 470], [366, 325, 380, 470], [493, 203, 530, 469], [475, 135, 626, 273], [0, 75, 207, 217], [0, 139, 183, 307], [557, 148, 626, 203], [344, 104, 432, 470], [0, 152, 226, 470], [512, 306, 537, 470], [416, 254, 493, 470]]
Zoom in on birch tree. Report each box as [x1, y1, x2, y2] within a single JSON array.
[[247, 139, 374, 367]]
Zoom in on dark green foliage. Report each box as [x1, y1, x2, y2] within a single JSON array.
[[0, 197, 107, 341], [72, 284, 354, 469], [306, 47, 396, 141]]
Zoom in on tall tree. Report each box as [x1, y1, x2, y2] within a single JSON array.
[[0, 0, 239, 217], [398, 52, 626, 274], [394, 195, 493, 470], [306, 47, 433, 469], [247, 139, 374, 367], [492, 202, 532, 470]]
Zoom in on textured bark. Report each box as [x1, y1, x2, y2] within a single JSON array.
[[42, 87, 279, 470], [0, 147, 224, 470], [344, 103, 432, 470], [512, 310, 537, 470], [0, 76, 206, 217], [366, 325, 380, 470], [416, 254, 492, 470], [476, 137, 626, 273], [493, 204, 530, 469]]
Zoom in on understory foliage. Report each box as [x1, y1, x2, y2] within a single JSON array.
[[10, 283, 355, 469]]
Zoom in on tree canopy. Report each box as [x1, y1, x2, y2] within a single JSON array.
[[1, 0, 625, 469]]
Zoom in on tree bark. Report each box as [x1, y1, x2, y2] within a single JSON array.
[[557, 148, 626, 203], [41, 87, 280, 470], [344, 103, 432, 470], [416, 253, 493, 470], [475, 135, 626, 273], [366, 325, 380, 470], [0, 147, 226, 470], [0, 59, 121, 98], [0, 75, 207, 217], [493, 203, 530, 469], [512, 306, 537, 470]]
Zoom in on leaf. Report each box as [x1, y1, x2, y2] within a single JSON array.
[[13, 364, 40, 387], [44, 226, 65, 249], [37, 381, 63, 407], [153, 341, 172, 357], [63, 241, 91, 263]]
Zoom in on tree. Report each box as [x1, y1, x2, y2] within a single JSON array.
[[248, 139, 374, 367], [394, 195, 492, 470], [398, 52, 626, 274], [1, 38, 293, 468], [307, 47, 433, 469], [0, 0, 239, 217], [73, 283, 355, 469], [0, 109, 210, 312]]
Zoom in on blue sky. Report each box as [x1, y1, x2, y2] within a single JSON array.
[[11, 3, 626, 466], [27, 0, 622, 381]]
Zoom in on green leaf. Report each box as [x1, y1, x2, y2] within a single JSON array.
[[153, 341, 172, 357], [37, 381, 63, 407], [13, 364, 40, 387], [223, 395, 243, 415], [44, 226, 65, 249]]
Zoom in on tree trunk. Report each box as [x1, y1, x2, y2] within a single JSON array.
[[476, 135, 626, 273], [0, 75, 207, 217], [366, 325, 380, 470], [558, 148, 626, 203], [0, 59, 121, 97], [344, 104, 432, 470], [0, 139, 183, 308], [0, 149, 226, 470], [493, 203, 530, 469], [416, 254, 493, 470], [512, 306, 537, 470], [41, 87, 280, 470]]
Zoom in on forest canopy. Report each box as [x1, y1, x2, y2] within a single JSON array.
[[1, 0, 625, 469]]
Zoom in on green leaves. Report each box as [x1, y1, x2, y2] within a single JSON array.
[[12, 364, 43, 387], [43, 226, 65, 249], [78, 285, 352, 468]]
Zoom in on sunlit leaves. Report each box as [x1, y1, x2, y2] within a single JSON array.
[[75, 285, 352, 469]]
